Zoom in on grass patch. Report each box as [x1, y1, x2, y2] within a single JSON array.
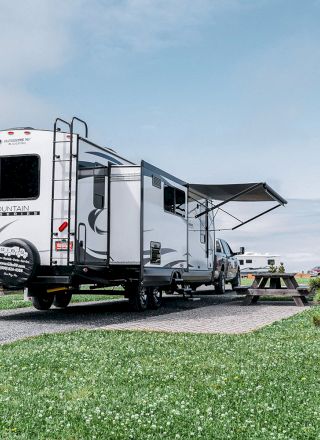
[[0, 289, 124, 311], [1, 309, 320, 439]]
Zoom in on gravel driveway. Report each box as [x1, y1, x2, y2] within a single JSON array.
[[0, 291, 306, 344]]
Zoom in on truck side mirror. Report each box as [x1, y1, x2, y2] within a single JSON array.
[[239, 246, 245, 254]]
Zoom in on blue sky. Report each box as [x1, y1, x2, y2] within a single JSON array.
[[1, 0, 320, 270]]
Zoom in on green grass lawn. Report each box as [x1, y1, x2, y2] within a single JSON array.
[[1, 309, 320, 439], [0, 289, 123, 311]]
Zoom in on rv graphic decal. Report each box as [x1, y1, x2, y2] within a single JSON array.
[[86, 151, 123, 165], [143, 248, 177, 265], [143, 248, 176, 256], [0, 205, 30, 213], [87, 248, 108, 256], [0, 220, 17, 233], [0, 211, 40, 217], [88, 209, 108, 235], [3, 137, 31, 146], [163, 260, 187, 268], [0, 246, 28, 259], [78, 160, 104, 169], [0, 206, 40, 216]]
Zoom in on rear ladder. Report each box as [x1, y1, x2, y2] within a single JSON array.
[[49, 117, 88, 266]]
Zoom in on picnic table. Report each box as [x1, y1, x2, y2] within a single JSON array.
[[235, 272, 309, 307]]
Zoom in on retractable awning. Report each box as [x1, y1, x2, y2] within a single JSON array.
[[189, 182, 287, 205], [189, 182, 287, 230]]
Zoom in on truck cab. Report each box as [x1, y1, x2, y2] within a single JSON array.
[[214, 238, 242, 293]]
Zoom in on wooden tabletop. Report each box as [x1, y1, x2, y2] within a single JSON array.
[[252, 272, 296, 278]]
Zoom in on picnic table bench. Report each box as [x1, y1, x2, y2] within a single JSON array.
[[234, 272, 309, 307]]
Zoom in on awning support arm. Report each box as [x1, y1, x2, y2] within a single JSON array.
[[231, 203, 282, 230], [195, 183, 263, 218]]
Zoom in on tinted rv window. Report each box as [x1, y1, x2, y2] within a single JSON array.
[[164, 186, 175, 213], [164, 186, 186, 217], [93, 174, 105, 209], [0, 155, 39, 200], [175, 189, 185, 216]]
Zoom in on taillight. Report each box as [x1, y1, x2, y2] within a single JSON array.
[[59, 221, 68, 232], [24, 131, 31, 135], [8, 131, 14, 135]]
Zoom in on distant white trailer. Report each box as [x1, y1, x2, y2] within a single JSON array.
[[0, 116, 287, 311], [238, 252, 281, 274]]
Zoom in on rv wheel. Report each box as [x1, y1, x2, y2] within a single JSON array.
[[147, 287, 162, 309], [31, 292, 54, 310], [53, 291, 72, 308], [128, 283, 148, 312]]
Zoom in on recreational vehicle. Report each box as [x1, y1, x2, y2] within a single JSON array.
[[0, 117, 287, 311], [238, 252, 281, 274]]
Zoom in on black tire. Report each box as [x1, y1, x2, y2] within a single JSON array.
[[128, 283, 148, 312], [31, 292, 54, 310], [0, 239, 39, 289], [53, 291, 72, 308], [147, 287, 162, 309], [231, 271, 241, 290], [215, 272, 226, 294]]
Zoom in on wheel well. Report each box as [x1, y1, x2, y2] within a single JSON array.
[[170, 270, 183, 284]]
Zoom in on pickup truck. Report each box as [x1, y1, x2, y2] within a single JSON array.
[[214, 239, 243, 294]]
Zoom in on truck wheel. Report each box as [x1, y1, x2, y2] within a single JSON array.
[[53, 291, 72, 308], [231, 271, 241, 290], [31, 292, 54, 310], [128, 283, 148, 312], [147, 287, 162, 309], [215, 272, 226, 294]]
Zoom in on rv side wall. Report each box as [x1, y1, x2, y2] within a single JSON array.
[[142, 165, 188, 274]]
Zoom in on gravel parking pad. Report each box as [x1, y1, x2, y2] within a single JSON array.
[[0, 291, 307, 344], [103, 299, 305, 334]]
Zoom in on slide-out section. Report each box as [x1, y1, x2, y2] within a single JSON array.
[[109, 166, 141, 265]]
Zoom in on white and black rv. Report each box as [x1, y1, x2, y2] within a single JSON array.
[[0, 117, 287, 311]]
